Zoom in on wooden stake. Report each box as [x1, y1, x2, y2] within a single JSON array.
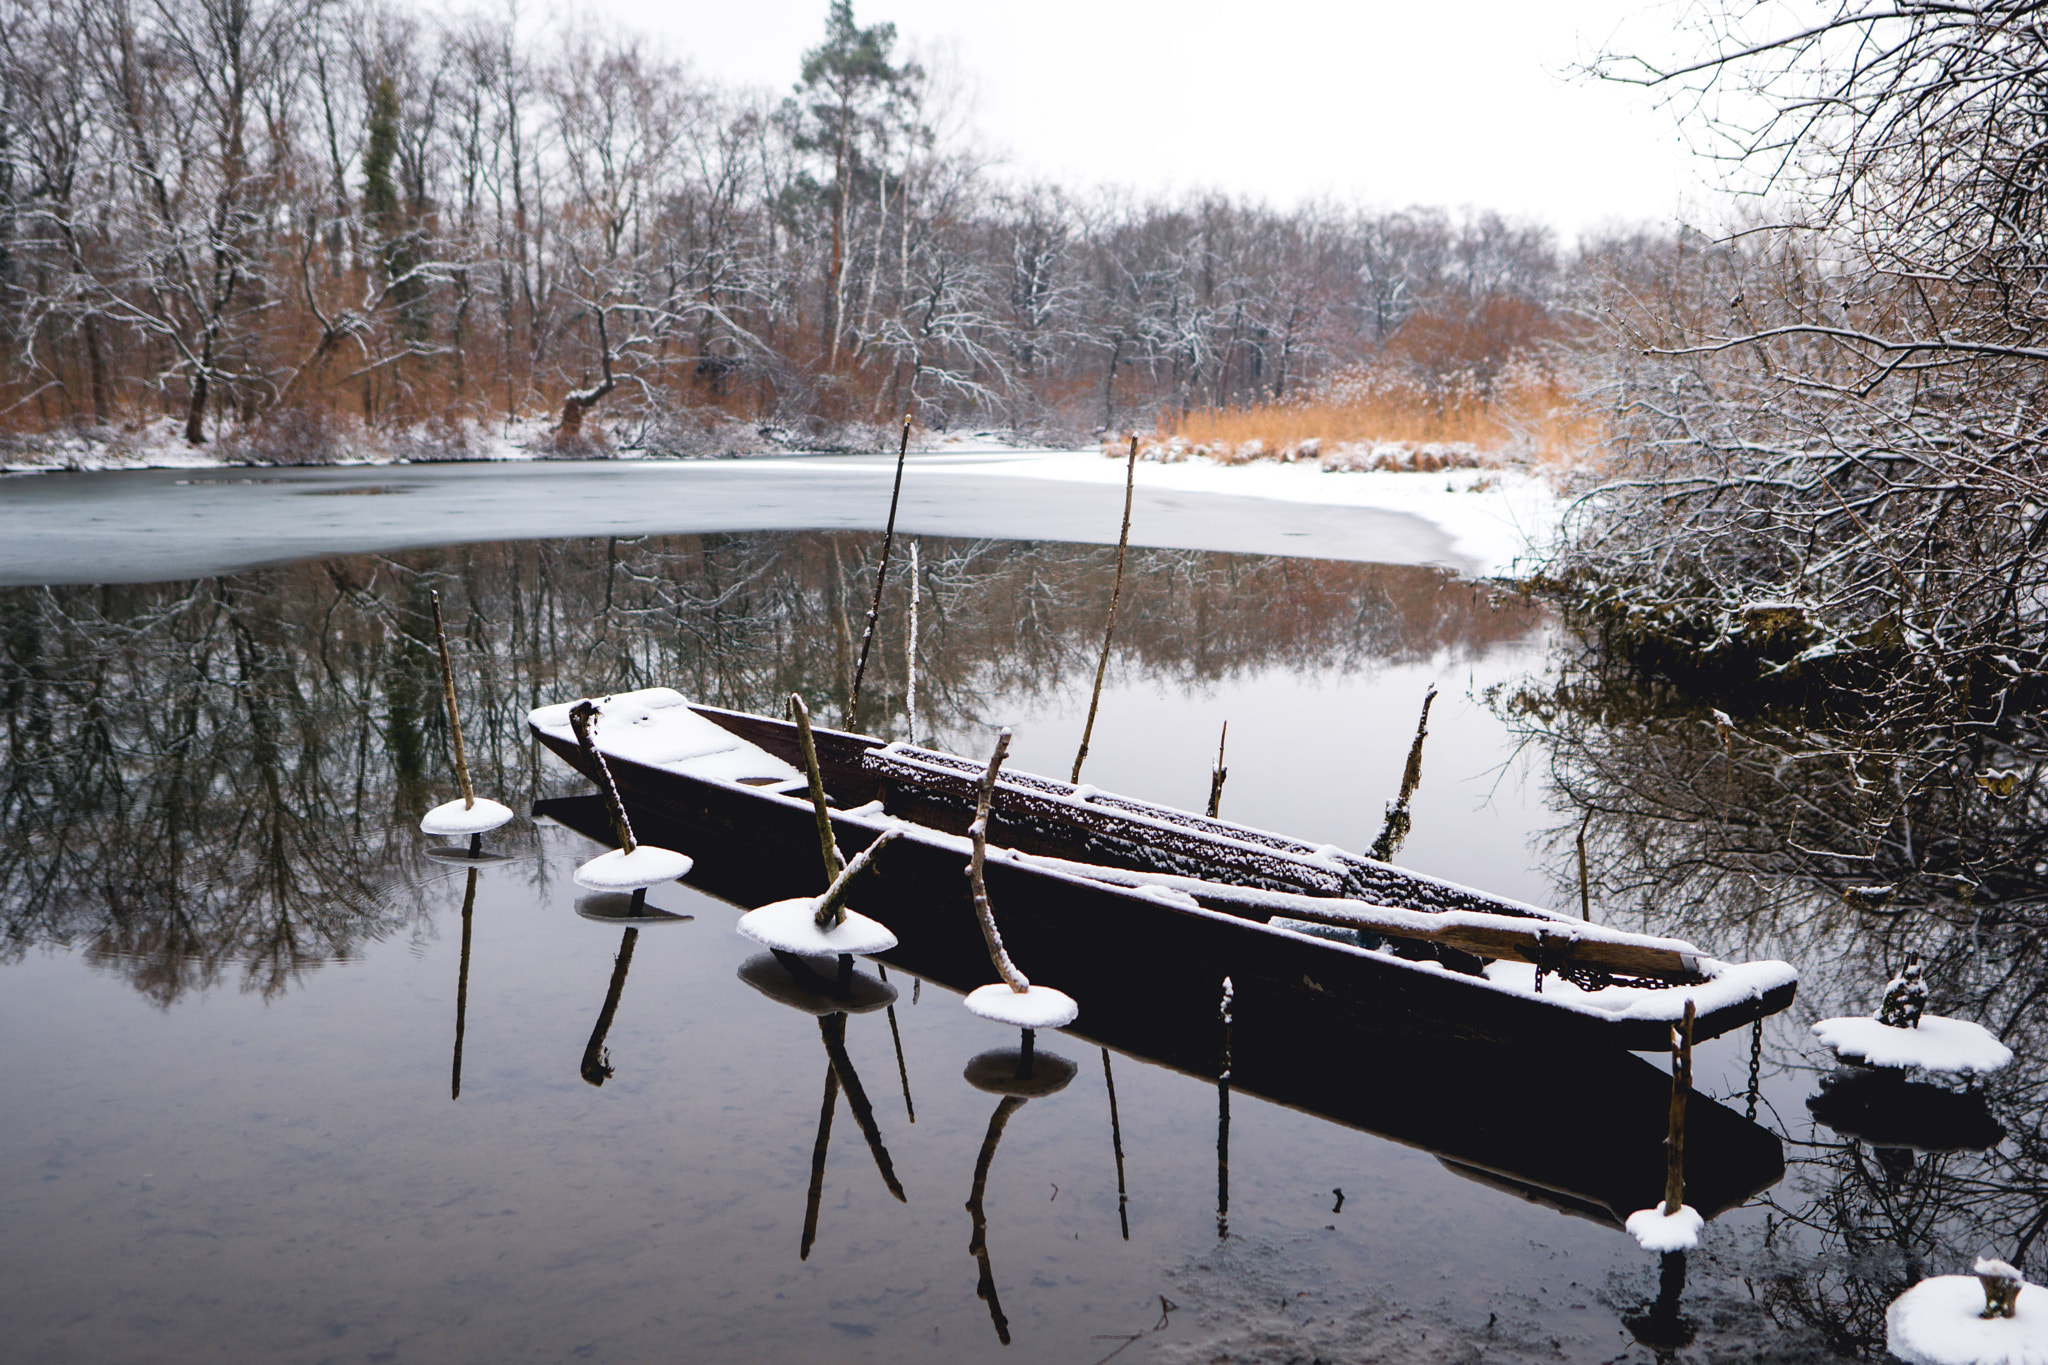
[[1665, 999, 1695, 1215], [1577, 809, 1593, 921], [568, 701, 636, 854], [905, 540, 921, 745], [430, 589, 474, 808], [1206, 720, 1229, 818], [787, 693, 844, 888], [810, 829, 901, 929], [849, 414, 914, 725], [969, 729, 1030, 992], [1072, 434, 1138, 784], [1369, 685, 1437, 862]]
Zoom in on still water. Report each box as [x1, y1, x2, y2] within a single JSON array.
[[0, 524, 2038, 1363]]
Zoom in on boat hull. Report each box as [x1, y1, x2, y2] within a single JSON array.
[[531, 716, 1795, 1053]]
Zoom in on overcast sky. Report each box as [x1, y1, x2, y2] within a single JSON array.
[[585, 0, 1726, 243]]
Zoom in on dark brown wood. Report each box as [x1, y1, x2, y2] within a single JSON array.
[[1666, 1000, 1695, 1212]]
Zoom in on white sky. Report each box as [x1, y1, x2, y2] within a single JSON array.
[[584, 0, 1727, 243]]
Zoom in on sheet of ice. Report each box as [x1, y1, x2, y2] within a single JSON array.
[[1888, 1275, 2048, 1365], [735, 898, 898, 956], [530, 688, 802, 787], [1625, 1204, 1703, 1252], [573, 845, 693, 891], [964, 982, 1079, 1029], [1813, 1014, 2014, 1074], [910, 448, 1564, 579], [419, 796, 514, 835]]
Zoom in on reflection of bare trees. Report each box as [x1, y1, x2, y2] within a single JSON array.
[[1508, 645, 2048, 1345], [1, 533, 1538, 1003]]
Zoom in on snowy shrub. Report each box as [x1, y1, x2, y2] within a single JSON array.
[[220, 408, 350, 466], [388, 414, 475, 462]]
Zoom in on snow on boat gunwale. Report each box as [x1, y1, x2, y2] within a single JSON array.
[[528, 688, 1798, 1046]]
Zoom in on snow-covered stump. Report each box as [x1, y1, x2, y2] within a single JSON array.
[[1887, 1261, 2047, 1365], [566, 700, 692, 915], [1629, 1000, 1702, 1252], [736, 831, 902, 997], [1814, 953, 2015, 1078], [962, 728, 1078, 1066], [419, 589, 513, 857]]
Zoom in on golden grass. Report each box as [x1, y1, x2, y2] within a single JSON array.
[[1161, 364, 1600, 468]]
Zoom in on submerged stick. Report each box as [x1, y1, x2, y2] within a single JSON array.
[[1071, 434, 1139, 784], [1217, 976, 1233, 1240], [451, 866, 477, 1101], [887, 999, 916, 1123], [905, 540, 921, 745], [1665, 999, 1695, 1214], [819, 1011, 907, 1201], [430, 589, 474, 808], [1103, 1047, 1130, 1241], [800, 1059, 840, 1261], [849, 414, 914, 725], [787, 693, 845, 887], [568, 701, 636, 854], [968, 729, 1029, 992], [1369, 685, 1437, 862], [579, 927, 639, 1087], [967, 1095, 1028, 1346], [1206, 720, 1229, 818]]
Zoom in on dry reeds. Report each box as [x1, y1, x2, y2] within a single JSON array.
[[1160, 359, 1599, 469]]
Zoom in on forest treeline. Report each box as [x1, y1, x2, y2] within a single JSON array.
[[0, 0, 1624, 453]]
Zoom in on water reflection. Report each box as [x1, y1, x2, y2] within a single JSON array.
[[1, 533, 1533, 1004], [963, 1045, 1079, 1345], [1508, 645, 2048, 1352]]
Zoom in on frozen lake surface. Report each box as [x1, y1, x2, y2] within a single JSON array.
[[0, 452, 1477, 585]]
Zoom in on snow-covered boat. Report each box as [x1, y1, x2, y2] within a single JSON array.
[[527, 688, 1798, 1052]]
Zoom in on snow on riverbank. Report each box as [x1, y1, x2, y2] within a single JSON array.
[[902, 447, 1566, 580]]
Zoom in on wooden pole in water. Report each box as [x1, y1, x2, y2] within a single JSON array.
[[1072, 434, 1138, 785], [451, 866, 477, 1100], [1369, 685, 1437, 862], [800, 1060, 839, 1261], [787, 693, 845, 887], [849, 414, 914, 727], [905, 540, 921, 745], [1206, 720, 1229, 818], [1217, 976, 1233, 1240], [968, 729, 1030, 992], [430, 589, 474, 809], [967, 1095, 1027, 1346], [1577, 810, 1593, 921], [1103, 1047, 1130, 1240], [568, 701, 636, 854], [1665, 999, 1695, 1214]]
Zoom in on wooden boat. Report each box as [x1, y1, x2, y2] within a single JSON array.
[[534, 789, 1789, 1229], [527, 688, 1797, 1052]]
